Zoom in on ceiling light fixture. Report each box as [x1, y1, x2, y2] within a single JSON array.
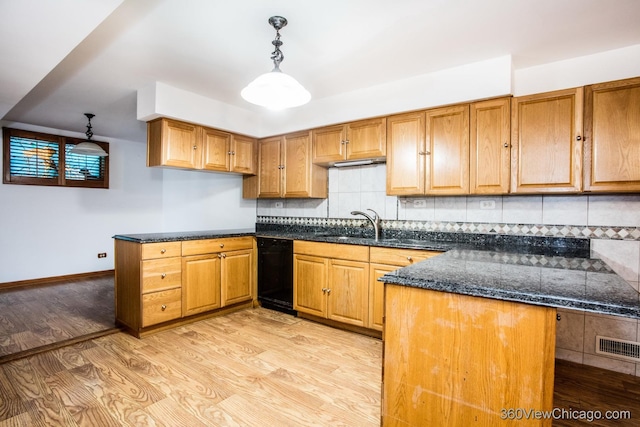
[[70, 113, 108, 157], [241, 16, 311, 110]]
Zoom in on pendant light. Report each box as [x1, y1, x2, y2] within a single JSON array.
[[241, 16, 311, 110], [70, 113, 108, 156]]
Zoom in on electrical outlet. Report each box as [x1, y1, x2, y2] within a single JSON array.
[[479, 200, 496, 210], [413, 199, 427, 208], [97, 253, 107, 258], [274, 201, 284, 209]]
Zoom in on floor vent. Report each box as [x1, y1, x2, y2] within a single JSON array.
[[595, 335, 640, 362]]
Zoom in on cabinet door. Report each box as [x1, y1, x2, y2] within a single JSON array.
[[386, 112, 426, 195], [369, 264, 397, 331], [327, 259, 368, 327], [159, 119, 200, 169], [470, 98, 511, 194], [425, 105, 470, 194], [201, 127, 231, 172], [293, 254, 327, 317], [346, 118, 387, 160], [511, 88, 583, 193], [231, 135, 257, 175], [283, 131, 315, 198], [584, 77, 640, 192], [182, 254, 221, 316], [312, 125, 346, 165], [221, 249, 254, 306], [258, 136, 283, 198]]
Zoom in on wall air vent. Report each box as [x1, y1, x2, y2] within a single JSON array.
[[595, 335, 640, 362]]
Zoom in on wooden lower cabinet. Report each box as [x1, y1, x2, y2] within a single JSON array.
[[294, 241, 442, 332], [221, 248, 254, 306], [327, 259, 369, 327], [182, 254, 221, 316], [383, 284, 556, 426], [293, 241, 369, 328], [115, 236, 255, 337]]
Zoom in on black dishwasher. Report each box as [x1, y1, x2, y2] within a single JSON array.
[[257, 237, 295, 315]]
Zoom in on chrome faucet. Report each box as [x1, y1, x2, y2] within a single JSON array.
[[351, 209, 381, 241]]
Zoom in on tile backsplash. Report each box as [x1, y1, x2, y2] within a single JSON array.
[[256, 163, 640, 376]]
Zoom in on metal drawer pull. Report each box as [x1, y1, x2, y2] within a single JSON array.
[[407, 256, 412, 261], [220, 243, 224, 248], [161, 304, 167, 311], [161, 273, 166, 279], [160, 249, 166, 254]]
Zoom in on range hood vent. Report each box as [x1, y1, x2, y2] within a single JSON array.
[[333, 159, 386, 168]]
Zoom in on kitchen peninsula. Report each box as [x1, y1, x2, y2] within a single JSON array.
[[378, 244, 640, 426]]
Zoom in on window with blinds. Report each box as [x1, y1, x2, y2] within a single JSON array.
[[3, 127, 109, 188]]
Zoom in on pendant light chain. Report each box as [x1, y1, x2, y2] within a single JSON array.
[[271, 28, 284, 70]]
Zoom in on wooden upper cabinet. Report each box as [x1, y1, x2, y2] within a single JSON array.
[[148, 118, 200, 169], [201, 127, 231, 172], [231, 135, 257, 175], [312, 118, 386, 165], [470, 98, 511, 194], [425, 104, 470, 195], [584, 77, 640, 192], [257, 136, 283, 198], [386, 106, 469, 195], [244, 132, 328, 199], [312, 125, 346, 165], [147, 118, 256, 175], [511, 88, 583, 194], [386, 112, 426, 195]]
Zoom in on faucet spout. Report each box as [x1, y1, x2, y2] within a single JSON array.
[[350, 209, 381, 241]]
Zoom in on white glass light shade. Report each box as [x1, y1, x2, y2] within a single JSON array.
[[70, 141, 109, 156], [241, 70, 311, 110]]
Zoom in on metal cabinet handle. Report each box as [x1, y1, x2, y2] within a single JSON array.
[[503, 143, 509, 148], [161, 304, 167, 311], [407, 256, 412, 261], [220, 243, 224, 248], [193, 145, 197, 150], [419, 151, 431, 155], [344, 140, 349, 145], [161, 273, 166, 279], [160, 249, 166, 254], [576, 136, 582, 141], [326, 288, 331, 295]]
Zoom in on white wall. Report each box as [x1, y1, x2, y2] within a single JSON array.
[[0, 122, 256, 283]]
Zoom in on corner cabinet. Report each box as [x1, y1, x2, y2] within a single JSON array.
[[242, 131, 328, 199], [584, 77, 640, 192], [368, 247, 440, 331], [114, 236, 256, 337], [312, 117, 387, 166], [147, 118, 257, 175], [510, 88, 583, 193]]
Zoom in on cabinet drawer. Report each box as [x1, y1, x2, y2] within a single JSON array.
[[294, 241, 369, 262], [141, 242, 182, 260], [370, 247, 441, 266], [142, 258, 182, 293], [182, 237, 254, 256], [142, 288, 182, 327]]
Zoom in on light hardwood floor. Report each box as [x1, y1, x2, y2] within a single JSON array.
[[2, 306, 640, 426], [0, 308, 382, 426]]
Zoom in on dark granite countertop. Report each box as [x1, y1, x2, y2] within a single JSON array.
[[380, 248, 640, 319], [113, 228, 255, 243]]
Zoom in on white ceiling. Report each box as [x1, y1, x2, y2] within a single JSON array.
[[2, 0, 640, 142]]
